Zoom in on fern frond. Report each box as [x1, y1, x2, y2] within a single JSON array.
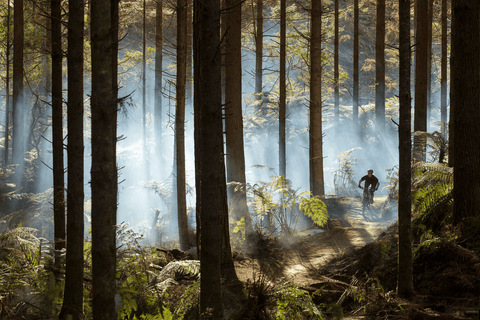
[[412, 161, 453, 189]]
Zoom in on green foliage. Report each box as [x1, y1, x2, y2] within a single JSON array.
[[133, 308, 173, 320], [376, 241, 392, 260], [411, 162, 454, 241], [172, 282, 200, 320], [383, 165, 399, 201], [246, 176, 328, 236], [274, 280, 324, 320], [333, 148, 361, 197], [299, 195, 329, 228], [412, 129, 448, 163]]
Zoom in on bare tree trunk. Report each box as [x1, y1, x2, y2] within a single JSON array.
[[155, 0, 163, 175], [12, 0, 25, 176], [51, 0, 66, 269], [186, 0, 193, 104], [224, 0, 254, 237], [223, 0, 248, 282], [440, 0, 447, 130], [4, 1, 11, 166], [426, 0, 433, 131], [397, 0, 414, 299], [59, 0, 84, 317], [91, 0, 118, 317], [353, 0, 359, 130], [279, 0, 286, 178], [334, 0, 339, 136], [452, 0, 480, 225], [310, 0, 324, 198], [176, 0, 189, 251], [255, 0, 263, 99], [194, 0, 223, 315], [142, 0, 149, 178], [414, 0, 428, 161], [448, 0, 454, 168], [375, 0, 385, 135]]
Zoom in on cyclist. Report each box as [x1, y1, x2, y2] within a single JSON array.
[[358, 169, 380, 203]]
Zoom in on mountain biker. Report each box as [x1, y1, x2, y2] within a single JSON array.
[[358, 169, 380, 203]]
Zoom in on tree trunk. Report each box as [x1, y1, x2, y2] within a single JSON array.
[[223, 0, 248, 282], [310, 0, 324, 198], [176, 0, 189, 251], [186, 0, 193, 104], [448, 0, 454, 168], [334, 0, 339, 136], [155, 0, 163, 175], [353, 0, 359, 130], [452, 0, 480, 225], [426, 0, 433, 131], [279, 0, 286, 178], [440, 0, 447, 131], [12, 0, 25, 175], [142, 0, 149, 178], [397, 0, 414, 299], [59, 0, 84, 317], [194, 0, 223, 315], [51, 0, 66, 269], [4, 1, 11, 166], [255, 0, 263, 99], [414, 0, 428, 161], [224, 0, 254, 239], [91, 0, 118, 318], [375, 0, 385, 135]]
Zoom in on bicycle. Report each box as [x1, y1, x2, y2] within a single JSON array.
[[359, 186, 374, 214]]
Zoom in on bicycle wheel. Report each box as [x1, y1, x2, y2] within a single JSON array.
[[362, 194, 368, 214]]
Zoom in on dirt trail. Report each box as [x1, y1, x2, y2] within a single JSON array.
[[235, 195, 396, 287]]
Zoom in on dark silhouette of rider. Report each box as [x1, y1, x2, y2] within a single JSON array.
[[358, 169, 380, 203]]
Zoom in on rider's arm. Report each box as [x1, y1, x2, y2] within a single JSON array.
[[358, 176, 364, 188]]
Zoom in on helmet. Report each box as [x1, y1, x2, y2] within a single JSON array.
[[367, 169, 374, 173]]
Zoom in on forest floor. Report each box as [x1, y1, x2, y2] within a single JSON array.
[[234, 195, 393, 287], [232, 196, 480, 319]]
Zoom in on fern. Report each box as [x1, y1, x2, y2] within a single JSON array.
[[299, 196, 328, 228], [333, 147, 361, 197], [411, 161, 454, 240], [412, 161, 453, 189], [274, 280, 324, 319], [412, 129, 448, 163]]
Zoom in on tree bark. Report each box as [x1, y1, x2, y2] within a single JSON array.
[[186, 0, 193, 104], [448, 0, 454, 168], [414, 0, 428, 161], [224, 0, 253, 237], [12, 0, 25, 174], [279, 0, 286, 178], [310, 0, 324, 198], [176, 0, 189, 251], [51, 0, 66, 269], [194, 0, 223, 315], [353, 0, 359, 130], [255, 0, 263, 99], [426, 0, 433, 131], [375, 0, 385, 134], [142, 0, 149, 178], [91, 0, 118, 318], [397, 0, 414, 299], [452, 0, 480, 225], [59, 0, 84, 317], [155, 0, 163, 175], [4, 1, 11, 166], [440, 0, 448, 131], [334, 0, 339, 136]]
